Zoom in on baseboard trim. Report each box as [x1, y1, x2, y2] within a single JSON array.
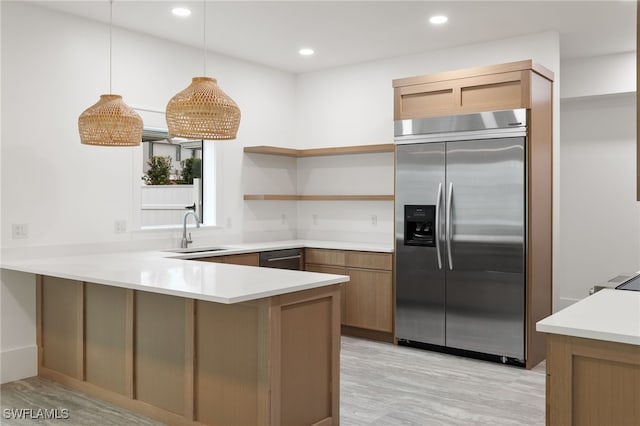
[[341, 325, 395, 343], [1, 345, 37, 384]]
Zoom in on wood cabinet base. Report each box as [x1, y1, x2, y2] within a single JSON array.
[[305, 249, 394, 342], [37, 276, 341, 426], [341, 325, 394, 343], [546, 334, 640, 426]]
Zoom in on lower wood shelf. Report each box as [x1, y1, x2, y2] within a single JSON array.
[[244, 194, 394, 201]]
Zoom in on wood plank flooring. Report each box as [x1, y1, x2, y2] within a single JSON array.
[[0, 336, 545, 425]]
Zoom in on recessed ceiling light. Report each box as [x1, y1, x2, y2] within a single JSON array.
[[172, 7, 192, 17], [299, 48, 315, 56], [429, 15, 448, 25]]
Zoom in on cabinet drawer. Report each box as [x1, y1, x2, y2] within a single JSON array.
[[305, 249, 346, 267], [197, 256, 225, 263], [222, 253, 259, 266], [194, 253, 259, 266], [346, 251, 392, 271]]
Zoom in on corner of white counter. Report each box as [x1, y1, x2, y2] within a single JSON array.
[[536, 289, 640, 346]]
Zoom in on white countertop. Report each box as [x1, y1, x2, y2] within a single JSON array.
[[0, 240, 392, 304], [536, 289, 640, 346]]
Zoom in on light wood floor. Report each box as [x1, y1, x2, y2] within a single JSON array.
[[1, 336, 545, 425]]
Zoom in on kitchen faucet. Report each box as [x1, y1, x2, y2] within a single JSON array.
[[181, 210, 200, 248]]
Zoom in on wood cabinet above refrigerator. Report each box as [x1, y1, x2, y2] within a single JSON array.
[[392, 60, 553, 120]]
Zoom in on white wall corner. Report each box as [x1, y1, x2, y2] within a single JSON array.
[[561, 52, 636, 100], [1, 270, 37, 383], [1, 345, 37, 384], [556, 296, 581, 311]]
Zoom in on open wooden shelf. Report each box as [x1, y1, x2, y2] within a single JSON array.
[[244, 194, 394, 201], [244, 144, 395, 202], [244, 144, 395, 157], [243, 146, 300, 157]]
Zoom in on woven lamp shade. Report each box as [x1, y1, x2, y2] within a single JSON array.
[[78, 94, 143, 146], [166, 77, 241, 140]]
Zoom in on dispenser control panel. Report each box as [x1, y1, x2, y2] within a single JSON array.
[[404, 205, 436, 247]]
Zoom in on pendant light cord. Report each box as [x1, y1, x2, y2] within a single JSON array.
[[109, 0, 113, 94], [203, 0, 207, 76]]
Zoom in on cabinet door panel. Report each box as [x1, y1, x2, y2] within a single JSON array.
[[306, 264, 347, 322], [41, 276, 83, 379], [345, 269, 393, 332], [459, 71, 528, 111]]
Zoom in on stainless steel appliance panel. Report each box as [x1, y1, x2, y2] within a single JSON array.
[[395, 142, 446, 345], [259, 248, 302, 270], [395, 109, 526, 137], [444, 137, 525, 359]]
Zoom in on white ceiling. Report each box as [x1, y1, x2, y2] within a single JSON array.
[[34, 0, 636, 74]]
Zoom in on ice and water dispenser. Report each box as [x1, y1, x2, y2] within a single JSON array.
[[404, 205, 436, 247]]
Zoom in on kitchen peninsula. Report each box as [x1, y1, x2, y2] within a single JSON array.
[[1, 244, 352, 426], [537, 289, 640, 426]]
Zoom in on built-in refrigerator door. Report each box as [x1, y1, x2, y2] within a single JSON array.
[[395, 142, 446, 345], [445, 137, 525, 360]]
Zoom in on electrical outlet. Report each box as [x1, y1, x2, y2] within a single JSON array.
[[371, 214, 378, 226], [11, 223, 28, 239], [114, 220, 127, 234], [226, 217, 232, 228], [281, 213, 286, 225], [312, 214, 318, 226]]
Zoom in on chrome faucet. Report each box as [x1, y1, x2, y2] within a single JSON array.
[[181, 210, 200, 248]]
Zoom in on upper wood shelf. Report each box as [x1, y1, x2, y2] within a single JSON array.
[[244, 144, 395, 157]]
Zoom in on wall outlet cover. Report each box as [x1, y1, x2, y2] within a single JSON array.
[[11, 224, 28, 239], [114, 220, 127, 234]]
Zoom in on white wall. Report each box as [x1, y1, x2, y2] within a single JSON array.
[[293, 30, 562, 297], [561, 52, 636, 99], [295, 152, 395, 244], [242, 153, 298, 242], [558, 93, 639, 306], [556, 53, 638, 309], [0, 1, 297, 251]]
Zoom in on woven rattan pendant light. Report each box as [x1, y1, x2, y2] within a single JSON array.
[[166, 1, 240, 140], [78, 0, 142, 146]]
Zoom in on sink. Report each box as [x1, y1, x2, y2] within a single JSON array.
[[165, 247, 228, 254]]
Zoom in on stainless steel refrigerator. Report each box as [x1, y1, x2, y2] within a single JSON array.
[[395, 109, 527, 364]]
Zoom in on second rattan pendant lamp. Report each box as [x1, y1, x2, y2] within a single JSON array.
[[166, 0, 241, 140], [78, 0, 143, 146]]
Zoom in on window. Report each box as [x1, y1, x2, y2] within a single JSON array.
[[140, 128, 208, 228]]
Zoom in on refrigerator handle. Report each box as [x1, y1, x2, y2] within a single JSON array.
[[435, 182, 443, 270], [446, 182, 454, 270]]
